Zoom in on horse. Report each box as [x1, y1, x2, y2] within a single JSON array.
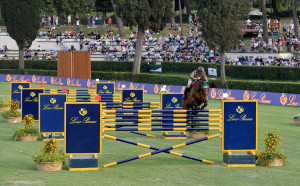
[[182, 74, 209, 110]]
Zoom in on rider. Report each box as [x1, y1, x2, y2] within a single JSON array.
[[183, 66, 208, 100]]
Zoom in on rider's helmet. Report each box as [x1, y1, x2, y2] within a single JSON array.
[[197, 66, 204, 73]]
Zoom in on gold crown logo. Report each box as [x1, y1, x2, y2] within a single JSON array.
[[50, 98, 56, 104], [236, 106, 244, 114], [30, 92, 36, 97], [79, 108, 87, 116], [103, 85, 107, 90], [172, 97, 178, 103], [130, 92, 135, 98], [18, 85, 23, 89]]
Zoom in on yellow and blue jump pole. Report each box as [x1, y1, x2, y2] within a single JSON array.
[[104, 109, 222, 113], [104, 134, 215, 164], [103, 134, 220, 168], [103, 127, 221, 131]]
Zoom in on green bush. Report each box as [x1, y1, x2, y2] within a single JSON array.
[[0, 69, 56, 76], [91, 61, 155, 73], [0, 60, 19, 69], [24, 60, 57, 70], [1, 60, 300, 81]]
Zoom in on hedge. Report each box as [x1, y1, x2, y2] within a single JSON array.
[[1, 60, 299, 81], [0, 69, 57, 76], [1, 69, 299, 93]]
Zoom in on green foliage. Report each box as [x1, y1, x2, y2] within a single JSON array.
[[0, 69, 57, 76], [256, 129, 287, 166], [33, 138, 65, 163], [0, 100, 21, 118], [0, 60, 19, 69], [95, 0, 113, 13], [197, 0, 251, 50], [12, 114, 39, 141], [115, 0, 173, 30], [24, 60, 57, 70], [0, 97, 10, 108], [0, 60, 300, 93], [2, 0, 41, 49], [43, 0, 94, 22]]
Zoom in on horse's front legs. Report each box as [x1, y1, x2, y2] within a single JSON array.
[[191, 98, 200, 110], [200, 99, 208, 110]]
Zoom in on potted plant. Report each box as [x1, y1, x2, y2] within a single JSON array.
[[33, 138, 65, 171], [1, 100, 21, 123], [12, 114, 39, 141], [0, 97, 10, 112], [256, 129, 287, 166], [189, 129, 209, 139], [293, 114, 300, 126]]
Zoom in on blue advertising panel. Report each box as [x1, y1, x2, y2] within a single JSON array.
[[39, 94, 67, 133], [11, 82, 31, 109], [122, 89, 144, 102], [65, 103, 101, 155], [222, 101, 257, 152], [160, 93, 183, 110], [96, 82, 115, 94], [21, 88, 44, 121], [2, 74, 300, 107]]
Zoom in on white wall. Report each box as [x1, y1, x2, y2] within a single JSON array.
[[0, 33, 80, 51], [225, 52, 294, 60]]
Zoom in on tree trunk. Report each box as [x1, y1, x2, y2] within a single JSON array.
[[220, 48, 227, 89], [185, 0, 191, 15], [262, 0, 268, 43], [271, 0, 280, 21], [133, 27, 145, 73], [19, 48, 24, 69], [110, 0, 125, 38], [171, 0, 175, 25], [0, 3, 2, 19], [179, 0, 183, 36], [292, 0, 299, 36]]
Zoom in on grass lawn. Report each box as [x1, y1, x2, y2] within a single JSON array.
[[0, 81, 300, 185]]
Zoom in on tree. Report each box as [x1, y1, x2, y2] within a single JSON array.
[[95, 0, 113, 17], [110, 0, 125, 38], [270, 0, 291, 20], [262, 0, 268, 43], [197, 0, 251, 88], [115, 0, 173, 73], [184, 0, 191, 15], [171, 0, 175, 25], [43, 0, 93, 23], [2, 0, 41, 68], [292, 0, 298, 37]]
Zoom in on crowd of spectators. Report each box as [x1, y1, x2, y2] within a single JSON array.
[[227, 56, 298, 67], [1, 14, 300, 66]]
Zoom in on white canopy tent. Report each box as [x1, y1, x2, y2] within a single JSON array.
[[249, 9, 263, 16]]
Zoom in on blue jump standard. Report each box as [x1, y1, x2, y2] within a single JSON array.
[[42, 134, 64, 140], [223, 153, 255, 166], [69, 156, 98, 169]]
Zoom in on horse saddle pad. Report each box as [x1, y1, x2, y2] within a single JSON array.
[[202, 81, 209, 88]]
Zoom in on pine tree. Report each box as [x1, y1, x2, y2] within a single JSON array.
[[197, 0, 251, 88], [115, 0, 173, 73], [2, 0, 41, 68]]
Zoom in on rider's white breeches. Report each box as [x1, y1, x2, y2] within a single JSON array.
[[187, 79, 192, 88]]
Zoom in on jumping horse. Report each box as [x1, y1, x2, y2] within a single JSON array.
[[182, 73, 209, 110]]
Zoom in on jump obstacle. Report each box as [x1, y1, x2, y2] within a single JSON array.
[[13, 83, 257, 170]]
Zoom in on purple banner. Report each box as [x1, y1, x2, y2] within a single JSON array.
[[1, 74, 299, 107]]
